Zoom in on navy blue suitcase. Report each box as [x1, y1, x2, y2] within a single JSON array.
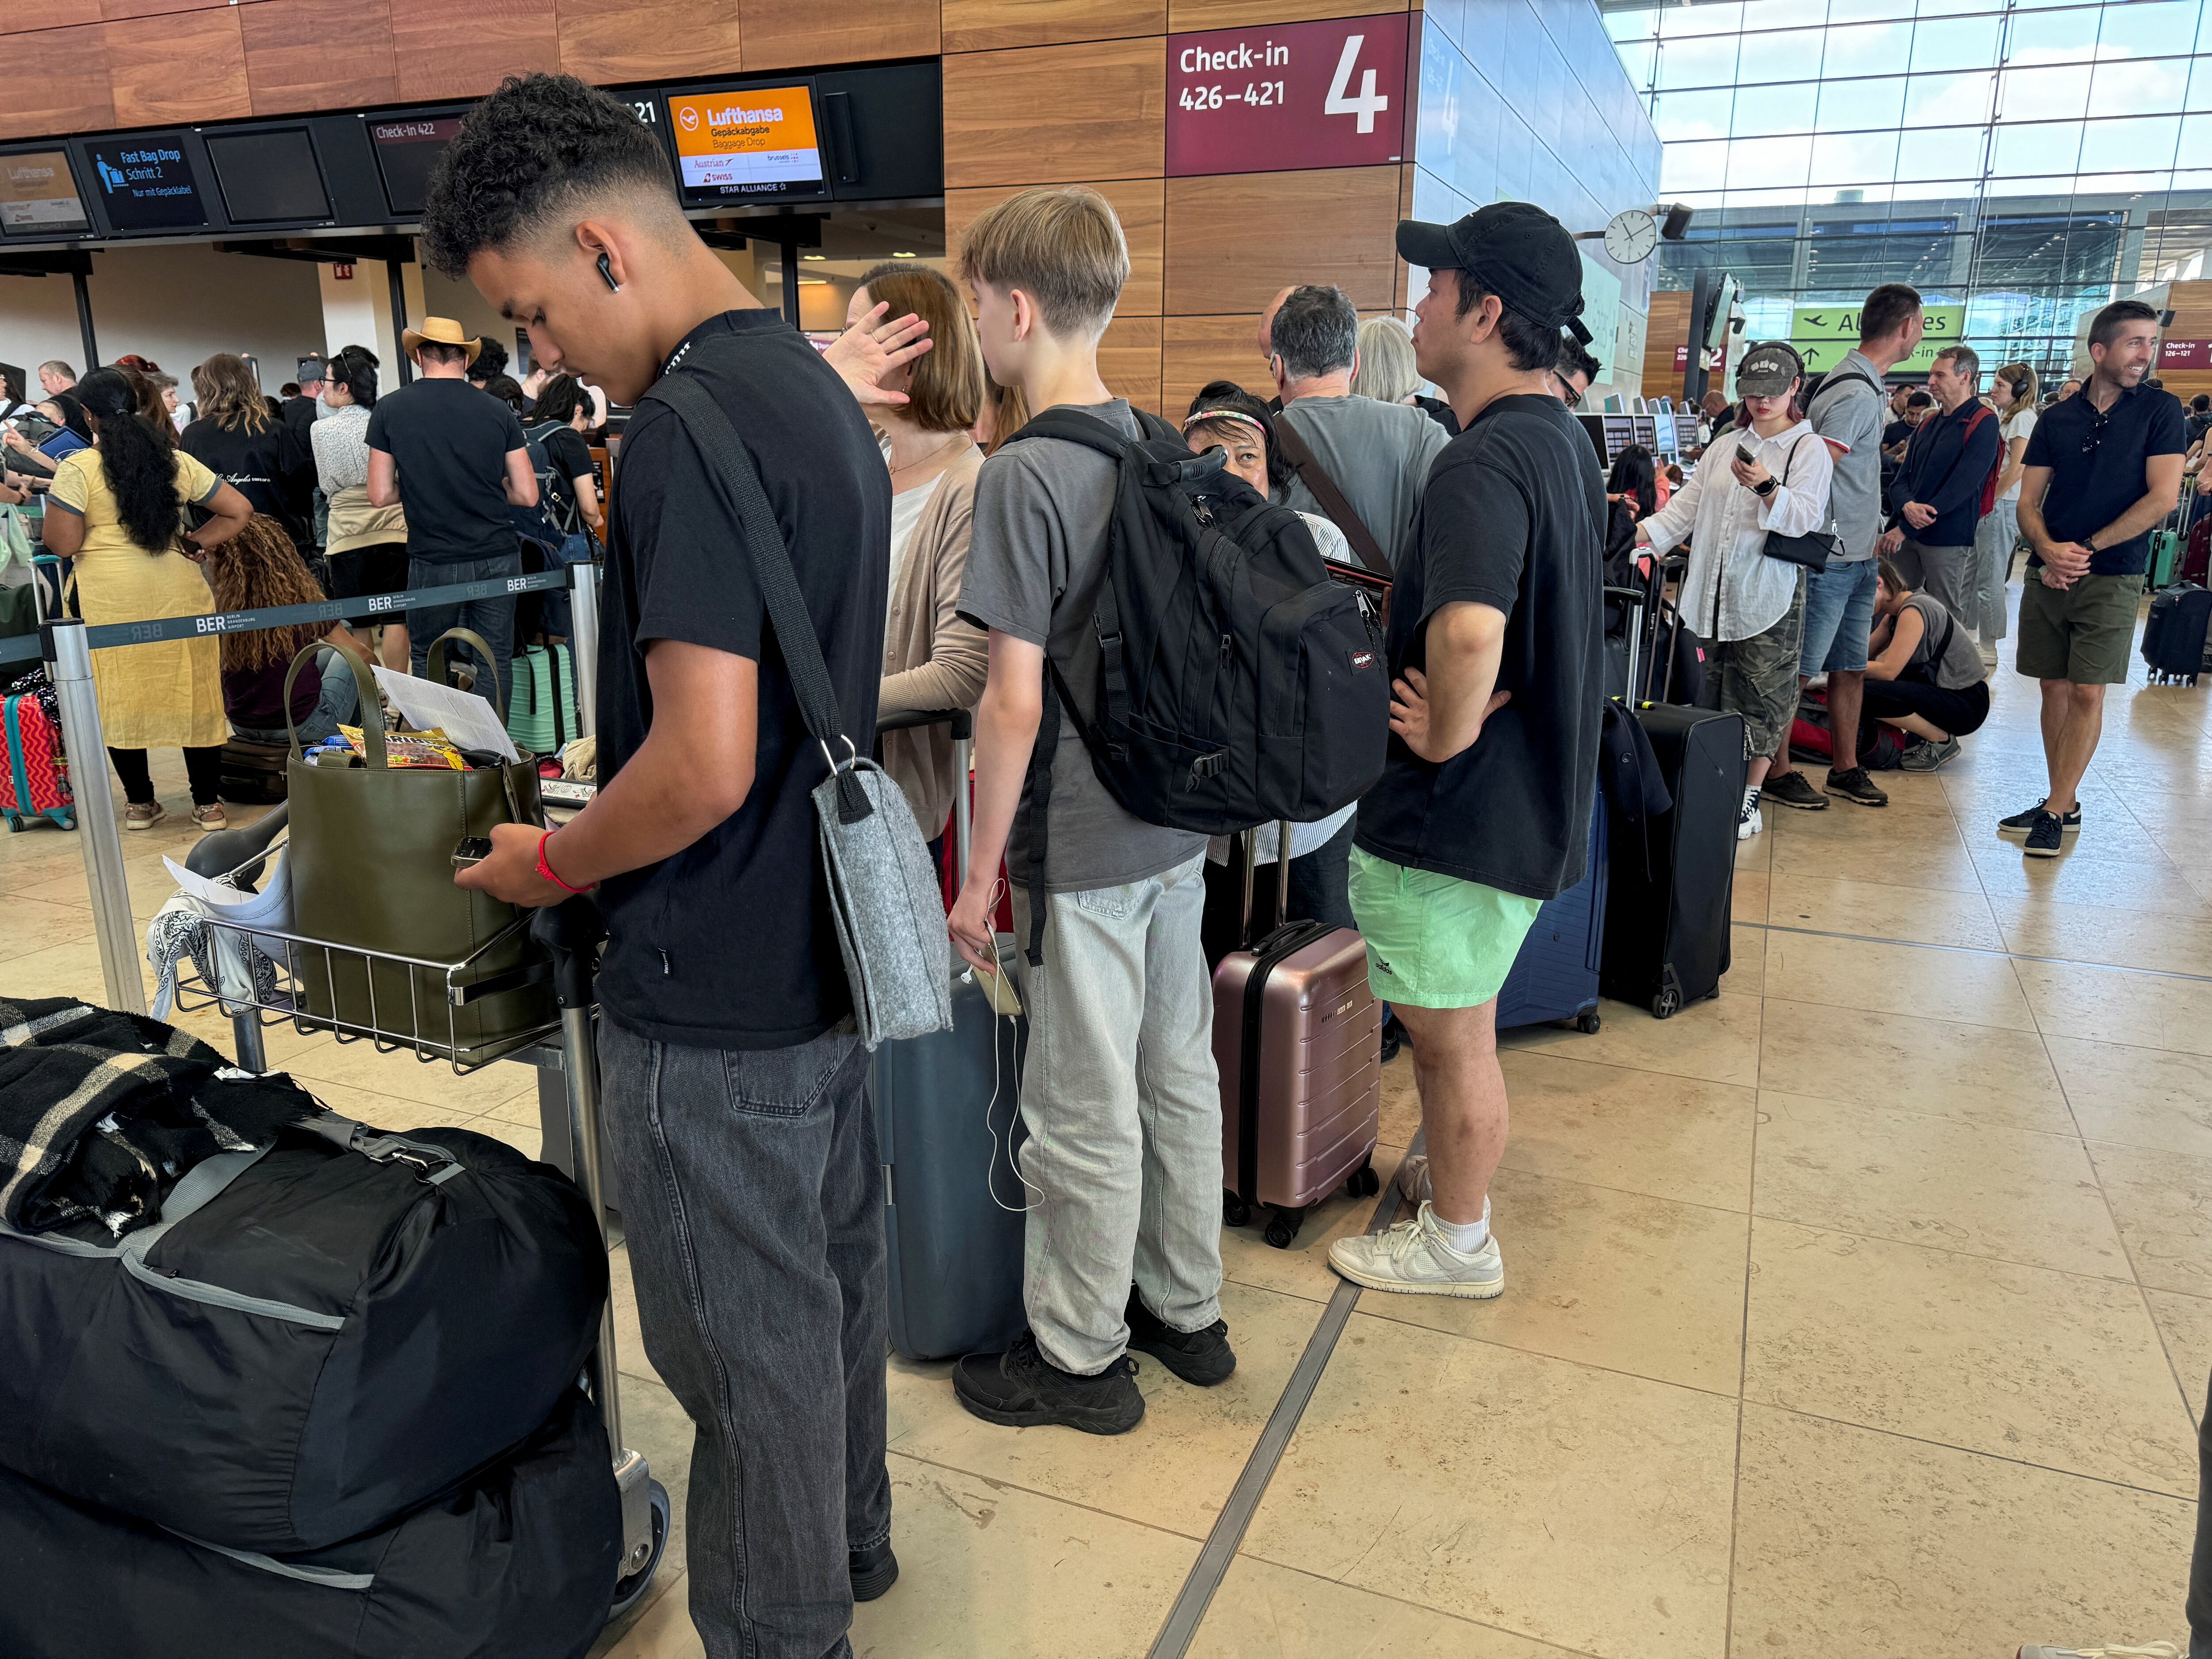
[[1497, 785, 1608, 1033], [868, 710, 1029, 1363]]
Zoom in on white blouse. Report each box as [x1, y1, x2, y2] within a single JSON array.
[[1640, 419, 1834, 642]]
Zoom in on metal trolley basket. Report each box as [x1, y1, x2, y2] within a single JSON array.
[[171, 805, 671, 1629]]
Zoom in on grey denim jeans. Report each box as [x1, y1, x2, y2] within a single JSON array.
[[1011, 852, 1225, 1376], [599, 1017, 890, 1659]]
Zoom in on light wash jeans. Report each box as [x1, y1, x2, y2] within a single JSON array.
[[598, 1018, 889, 1659], [1973, 497, 2019, 643], [1011, 852, 1224, 1376]]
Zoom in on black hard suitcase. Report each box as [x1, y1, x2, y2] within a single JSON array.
[[0, 1114, 607, 1554], [2140, 584, 2212, 685], [868, 709, 1030, 1362], [0, 1384, 622, 1659], [1601, 704, 1746, 1018]]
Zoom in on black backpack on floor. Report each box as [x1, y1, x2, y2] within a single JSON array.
[[1008, 410, 1389, 962]]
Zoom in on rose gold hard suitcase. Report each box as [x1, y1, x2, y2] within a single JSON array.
[[1215, 823, 1383, 1249]]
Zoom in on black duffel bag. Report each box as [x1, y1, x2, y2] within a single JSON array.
[[0, 1384, 621, 1659], [0, 1114, 606, 1554]]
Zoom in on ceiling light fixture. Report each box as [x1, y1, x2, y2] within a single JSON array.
[[891, 251, 917, 258], [802, 253, 826, 261]]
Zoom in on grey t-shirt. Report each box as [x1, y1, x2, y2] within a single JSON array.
[[1807, 348, 1887, 563], [958, 399, 1207, 894], [1902, 591, 1987, 690], [1276, 394, 1450, 570]]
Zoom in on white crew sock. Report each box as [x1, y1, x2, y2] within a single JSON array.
[[1432, 1197, 1491, 1256]]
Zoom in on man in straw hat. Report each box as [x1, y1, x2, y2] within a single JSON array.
[[366, 315, 539, 707]]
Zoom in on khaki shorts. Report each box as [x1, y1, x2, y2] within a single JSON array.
[[1348, 848, 1543, 1010], [2016, 571, 2138, 685]]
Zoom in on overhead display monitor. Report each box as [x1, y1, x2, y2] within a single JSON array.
[[665, 84, 827, 202], [80, 134, 205, 232], [0, 150, 89, 238], [367, 114, 464, 218], [205, 129, 330, 225]]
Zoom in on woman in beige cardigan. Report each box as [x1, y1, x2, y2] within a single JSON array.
[[845, 262, 991, 855]]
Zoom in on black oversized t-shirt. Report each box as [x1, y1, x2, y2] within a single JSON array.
[[1353, 392, 1605, 901], [364, 378, 528, 563], [180, 417, 305, 544], [595, 309, 891, 1051]]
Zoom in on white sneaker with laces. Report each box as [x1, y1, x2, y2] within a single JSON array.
[[1328, 1202, 1504, 1299], [2017, 1644, 2181, 1659], [1396, 1152, 1431, 1203]]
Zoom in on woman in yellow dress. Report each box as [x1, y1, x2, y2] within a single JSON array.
[[39, 368, 253, 833]]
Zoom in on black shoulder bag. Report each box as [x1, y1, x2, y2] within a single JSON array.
[[1758, 435, 1841, 572]]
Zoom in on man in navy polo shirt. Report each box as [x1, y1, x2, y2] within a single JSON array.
[[1879, 343, 2001, 624], [2006, 299, 2187, 858]]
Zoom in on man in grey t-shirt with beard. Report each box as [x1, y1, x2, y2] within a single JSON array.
[[947, 185, 1231, 1440]]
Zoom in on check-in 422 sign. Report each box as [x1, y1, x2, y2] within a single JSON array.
[[1165, 12, 1411, 178]]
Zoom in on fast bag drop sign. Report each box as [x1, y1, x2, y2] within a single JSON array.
[[1166, 11, 1411, 178]]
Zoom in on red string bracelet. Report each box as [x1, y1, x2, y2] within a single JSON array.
[[536, 830, 595, 895]]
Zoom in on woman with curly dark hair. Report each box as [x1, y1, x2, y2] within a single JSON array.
[[183, 353, 304, 545], [40, 368, 254, 830], [206, 515, 364, 746]]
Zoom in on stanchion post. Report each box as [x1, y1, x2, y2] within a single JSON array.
[[47, 619, 145, 1014], [569, 562, 599, 739]]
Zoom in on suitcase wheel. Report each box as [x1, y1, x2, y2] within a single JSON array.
[[1576, 1010, 1602, 1034], [1345, 1162, 1381, 1199], [1264, 1206, 1304, 1250], [607, 1478, 672, 1624], [1651, 987, 1681, 1020], [1223, 1191, 1253, 1229], [2, 811, 19, 833]]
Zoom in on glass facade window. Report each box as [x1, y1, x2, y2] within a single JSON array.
[[1607, 0, 2212, 381]]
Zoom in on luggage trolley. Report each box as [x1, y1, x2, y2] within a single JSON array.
[[175, 806, 672, 1629]]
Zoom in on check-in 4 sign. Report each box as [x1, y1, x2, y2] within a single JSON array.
[[1165, 11, 1412, 177]]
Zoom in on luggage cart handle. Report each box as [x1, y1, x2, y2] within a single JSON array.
[[530, 895, 606, 1010]]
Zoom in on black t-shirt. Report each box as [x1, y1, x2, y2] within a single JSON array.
[[180, 417, 307, 544], [528, 422, 595, 528], [1353, 392, 1605, 901], [2021, 380, 2188, 576], [364, 378, 528, 563], [595, 309, 891, 1051]]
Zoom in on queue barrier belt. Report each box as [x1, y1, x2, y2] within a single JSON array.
[[0, 568, 574, 667]]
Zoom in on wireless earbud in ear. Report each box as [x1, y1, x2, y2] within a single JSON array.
[[596, 252, 620, 293]]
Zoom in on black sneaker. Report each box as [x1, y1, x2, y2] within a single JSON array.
[[952, 1333, 1145, 1435], [1999, 799, 2081, 839], [849, 1539, 899, 1602], [1762, 771, 1829, 811], [1824, 767, 1889, 807], [1124, 1289, 1236, 1386], [2023, 810, 2068, 859]]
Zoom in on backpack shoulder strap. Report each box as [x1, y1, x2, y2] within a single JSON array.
[[1006, 407, 1141, 459], [1270, 412, 1392, 579]]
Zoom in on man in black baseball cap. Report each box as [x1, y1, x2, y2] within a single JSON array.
[[1326, 202, 1605, 1303]]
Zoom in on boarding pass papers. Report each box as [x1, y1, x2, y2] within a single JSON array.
[[372, 667, 520, 762]]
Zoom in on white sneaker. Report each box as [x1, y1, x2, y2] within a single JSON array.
[[1736, 799, 1764, 841], [1396, 1152, 1431, 1203], [1328, 1202, 1504, 1299]]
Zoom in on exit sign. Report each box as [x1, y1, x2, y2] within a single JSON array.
[[1166, 12, 1410, 178]]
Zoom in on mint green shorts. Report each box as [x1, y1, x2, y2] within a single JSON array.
[[1347, 847, 1544, 1010]]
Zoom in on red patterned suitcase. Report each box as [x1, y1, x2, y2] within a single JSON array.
[[1, 689, 73, 832], [1214, 824, 1382, 1249]]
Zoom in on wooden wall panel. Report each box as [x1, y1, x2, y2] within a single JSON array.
[[942, 0, 1163, 53], [1162, 312, 1268, 412], [1099, 313, 1163, 412], [943, 177, 1164, 316], [557, 0, 741, 85], [943, 38, 1165, 188], [390, 0, 559, 105], [99, 0, 226, 21], [1643, 289, 1692, 399], [737, 0, 937, 70], [1167, 0, 1404, 27], [1164, 166, 1400, 315], [108, 8, 252, 127], [0, 24, 112, 139], [5, 0, 99, 32], [242, 0, 399, 118]]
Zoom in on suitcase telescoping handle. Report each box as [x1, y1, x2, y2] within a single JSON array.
[[1238, 820, 1296, 950], [873, 707, 976, 880], [1605, 583, 1647, 707]]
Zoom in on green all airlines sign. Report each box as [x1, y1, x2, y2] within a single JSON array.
[[1787, 303, 1963, 373]]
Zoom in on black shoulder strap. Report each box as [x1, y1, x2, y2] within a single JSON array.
[[1006, 407, 1141, 458], [1270, 413, 1392, 579], [642, 369, 870, 823]]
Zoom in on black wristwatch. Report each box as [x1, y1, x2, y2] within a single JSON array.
[[1753, 476, 1777, 499]]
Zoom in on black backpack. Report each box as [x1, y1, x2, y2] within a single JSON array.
[[1008, 408, 1389, 963], [510, 426, 569, 552]]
